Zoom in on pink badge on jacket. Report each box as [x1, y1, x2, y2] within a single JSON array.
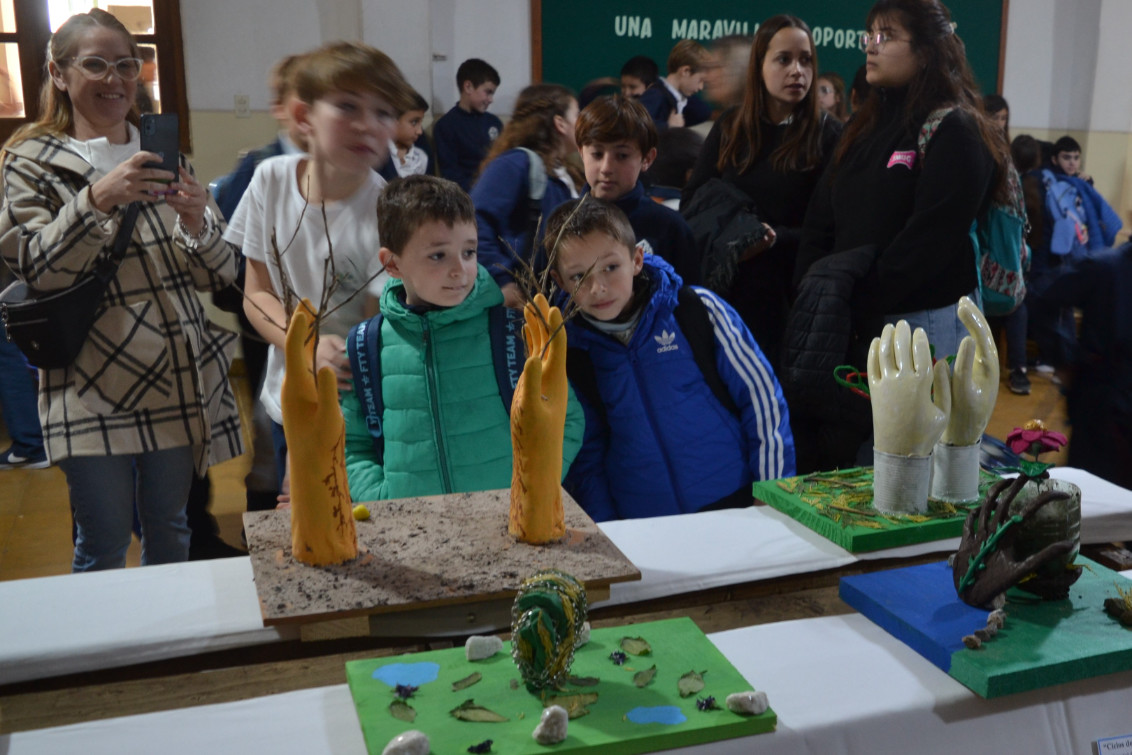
[[888, 150, 916, 169]]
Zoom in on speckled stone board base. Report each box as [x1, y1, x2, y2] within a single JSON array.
[[346, 617, 776, 755], [244, 488, 640, 626], [752, 467, 1001, 552], [840, 557, 1132, 697]]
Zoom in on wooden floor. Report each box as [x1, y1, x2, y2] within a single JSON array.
[[0, 364, 1070, 582]]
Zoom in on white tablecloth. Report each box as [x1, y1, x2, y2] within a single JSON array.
[[0, 558, 296, 684], [2, 468, 1128, 685], [5, 611, 1130, 755]]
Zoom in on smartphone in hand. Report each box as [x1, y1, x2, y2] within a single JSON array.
[[140, 113, 179, 190]]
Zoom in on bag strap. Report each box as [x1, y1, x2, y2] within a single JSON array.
[[347, 314, 386, 463], [488, 304, 524, 412], [92, 202, 140, 283], [916, 107, 953, 161]]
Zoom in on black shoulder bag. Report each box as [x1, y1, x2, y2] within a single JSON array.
[[0, 202, 140, 369]]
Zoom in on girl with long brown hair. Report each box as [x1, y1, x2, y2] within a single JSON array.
[[683, 14, 842, 369], [471, 83, 583, 307], [796, 0, 1011, 360]]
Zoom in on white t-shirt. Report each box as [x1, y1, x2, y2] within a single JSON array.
[[224, 154, 389, 424]]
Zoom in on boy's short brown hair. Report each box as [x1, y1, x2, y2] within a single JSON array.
[[377, 175, 476, 255], [667, 39, 710, 74], [575, 95, 658, 156], [292, 41, 416, 114], [544, 197, 637, 270]]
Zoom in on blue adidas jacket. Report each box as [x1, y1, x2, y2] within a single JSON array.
[[563, 257, 795, 521]]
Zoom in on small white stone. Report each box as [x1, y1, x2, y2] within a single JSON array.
[[382, 729, 429, 755], [725, 690, 769, 716], [577, 621, 591, 646], [987, 609, 1007, 629], [465, 635, 504, 661], [533, 704, 569, 745]]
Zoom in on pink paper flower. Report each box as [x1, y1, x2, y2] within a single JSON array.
[[1006, 421, 1068, 459]]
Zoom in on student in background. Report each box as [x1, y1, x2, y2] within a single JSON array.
[[380, 89, 433, 180], [547, 199, 794, 521], [702, 35, 753, 112], [216, 54, 306, 221], [684, 14, 842, 371], [234, 41, 415, 492], [796, 0, 1009, 362], [1050, 135, 1091, 184], [638, 40, 712, 130], [848, 63, 870, 113], [0, 264, 47, 471], [983, 93, 1009, 142], [341, 175, 582, 501], [619, 55, 659, 98], [574, 95, 700, 285], [816, 72, 849, 122], [433, 58, 502, 191], [471, 83, 583, 307], [987, 96, 1030, 396]]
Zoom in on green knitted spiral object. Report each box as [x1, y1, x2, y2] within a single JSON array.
[[511, 569, 588, 692]]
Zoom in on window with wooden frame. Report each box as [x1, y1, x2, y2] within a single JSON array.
[[0, 0, 188, 150]]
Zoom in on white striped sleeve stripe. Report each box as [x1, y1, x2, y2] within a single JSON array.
[[693, 287, 787, 480]]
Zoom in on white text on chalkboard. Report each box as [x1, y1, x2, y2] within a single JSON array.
[[614, 16, 653, 38]]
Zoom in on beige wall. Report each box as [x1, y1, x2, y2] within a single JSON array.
[[185, 110, 279, 189]]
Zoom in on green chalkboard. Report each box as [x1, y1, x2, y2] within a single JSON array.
[[536, 0, 1005, 101]]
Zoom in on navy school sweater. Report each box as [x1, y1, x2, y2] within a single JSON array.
[[579, 180, 701, 286], [433, 105, 503, 191]]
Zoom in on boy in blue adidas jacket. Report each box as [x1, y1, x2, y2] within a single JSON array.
[[547, 199, 795, 521]]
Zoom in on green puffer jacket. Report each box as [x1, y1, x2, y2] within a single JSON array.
[[343, 266, 584, 501]]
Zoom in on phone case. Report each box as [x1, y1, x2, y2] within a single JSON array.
[[140, 113, 179, 176]]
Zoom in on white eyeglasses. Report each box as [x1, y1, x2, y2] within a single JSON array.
[[66, 56, 144, 81]]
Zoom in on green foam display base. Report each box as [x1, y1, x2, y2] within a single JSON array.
[[346, 617, 775, 754], [753, 467, 999, 552]]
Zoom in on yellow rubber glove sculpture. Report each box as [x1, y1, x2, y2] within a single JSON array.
[[281, 300, 357, 565], [867, 320, 951, 513], [509, 293, 568, 544], [931, 296, 1000, 501]]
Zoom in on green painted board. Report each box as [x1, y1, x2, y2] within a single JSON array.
[[950, 559, 1132, 698], [841, 557, 1132, 698], [753, 467, 1000, 552], [346, 617, 775, 754]]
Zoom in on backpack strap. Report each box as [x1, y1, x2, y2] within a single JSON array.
[[488, 304, 525, 412], [516, 147, 549, 272], [565, 345, 604, 420], [675, 286, 740, 417], [564, 287, 741, 423], [916, 107, 954, 161], [347, 314, 386, 463]]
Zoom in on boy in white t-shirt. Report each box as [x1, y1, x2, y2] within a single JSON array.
[[229, 41, 416, 489]]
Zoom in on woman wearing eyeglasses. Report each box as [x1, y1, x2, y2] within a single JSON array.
[[796, 0, 1011, 361], [816, 73, 849, 123], [0, 10, 242, 571], [682, 14, 842, 371]]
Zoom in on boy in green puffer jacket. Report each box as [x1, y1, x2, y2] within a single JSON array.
[[342, 174, 583, 501]]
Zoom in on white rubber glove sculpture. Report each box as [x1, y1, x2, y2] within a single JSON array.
[[931, 296, 1000, 501], [868, 320, 951, 513]]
